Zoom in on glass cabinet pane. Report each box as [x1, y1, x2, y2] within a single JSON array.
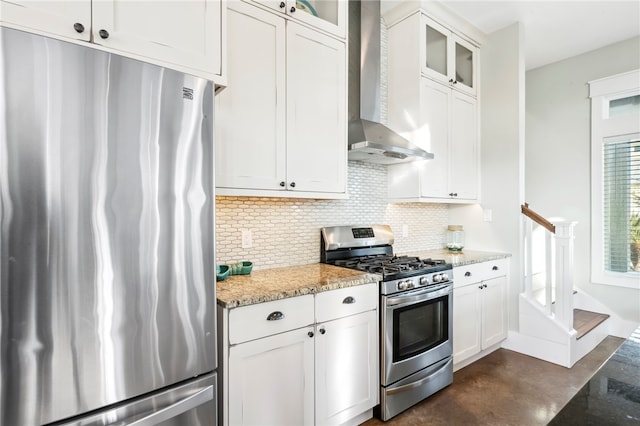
[[455, 42, 473, 88], [425, 24, 448, 77], [297, 0, 337, 26]]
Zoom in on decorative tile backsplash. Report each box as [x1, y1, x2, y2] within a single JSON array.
[[215, 162, 449, 270]]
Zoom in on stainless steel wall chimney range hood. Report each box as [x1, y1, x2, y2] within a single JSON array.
[[348, 0, 433, 165]]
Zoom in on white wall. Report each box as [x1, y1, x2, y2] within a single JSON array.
[[526, 36, 640, 322], [449, 22, 526, 330]]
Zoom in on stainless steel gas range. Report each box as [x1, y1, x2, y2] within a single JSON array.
[[321, 225, 453, 421]]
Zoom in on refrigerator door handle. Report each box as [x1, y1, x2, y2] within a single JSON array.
[[127, 386, 214, 426]]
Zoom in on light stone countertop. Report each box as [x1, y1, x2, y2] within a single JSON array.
[[216, 263, 381, 309], [402, 249, 512, 267]]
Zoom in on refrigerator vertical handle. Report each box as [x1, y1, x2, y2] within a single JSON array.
[[127, 386, 214, 426]]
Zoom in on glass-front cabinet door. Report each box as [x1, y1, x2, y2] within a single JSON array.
[[421, 14, 477, 96], [250, 0, 346, 38]]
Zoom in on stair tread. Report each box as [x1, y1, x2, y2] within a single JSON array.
[[574, 309, 610, 340]]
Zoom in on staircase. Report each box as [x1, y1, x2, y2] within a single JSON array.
[[502, 204, 631, 368]]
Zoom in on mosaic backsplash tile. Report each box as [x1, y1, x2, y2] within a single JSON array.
[[216, 162, 449, 270]]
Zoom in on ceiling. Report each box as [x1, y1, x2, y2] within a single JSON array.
[[387, 1, 640, 71]]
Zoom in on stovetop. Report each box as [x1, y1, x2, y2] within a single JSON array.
[[332, 254, 452, 281]]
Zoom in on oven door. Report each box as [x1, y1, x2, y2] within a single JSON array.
[[381, 283, 453, 386]]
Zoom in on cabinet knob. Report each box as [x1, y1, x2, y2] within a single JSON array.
[[342, 296, 356, 304], [449, 79, 454, 83], [279, 181, 285, 187], [279, 1, 285, 7], [319, 328, 326, 335], [308, 330, 314, 338], [99, 29, 109, 39], [449, 192, 458, 197], [492, 265, 499, 271], [290, 6, 296, 12], [483, 283, 488, 288], [478, 285, 483, 289], [73, 23, 85, 33], [464, 271, 471, 277], [289, 182, 296, 188], [452, 80, 458, 84], [266, 311, 285, 321]]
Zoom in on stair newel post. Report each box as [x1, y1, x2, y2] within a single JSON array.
[[553, 221, 578, 331]]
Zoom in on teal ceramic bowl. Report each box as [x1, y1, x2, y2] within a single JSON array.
[[216, 264, 230, 281]]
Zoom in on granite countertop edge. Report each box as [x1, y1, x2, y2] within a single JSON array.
[[216, 263, 381, 309], [402, 248, 512, 267]]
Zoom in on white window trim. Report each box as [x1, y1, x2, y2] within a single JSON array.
[[590, 69, 640, 289]]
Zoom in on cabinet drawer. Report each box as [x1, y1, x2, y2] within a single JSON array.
[[453, 259, 508, 288], [316, 283, 378, 323], [229, 295, 314, 345]]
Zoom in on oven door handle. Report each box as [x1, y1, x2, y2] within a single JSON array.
[[385, 284, 451, 307]]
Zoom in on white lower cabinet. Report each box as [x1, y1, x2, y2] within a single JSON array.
[[316, 310, 378, 425], [229, 327, 315, 425], [220, 283, 379, 426], [453, 259, 508, 365]]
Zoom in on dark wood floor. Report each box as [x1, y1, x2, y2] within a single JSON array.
[[362, 336, 624, 426]]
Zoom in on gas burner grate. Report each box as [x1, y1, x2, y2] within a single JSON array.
[[334, 255, 447, 278]]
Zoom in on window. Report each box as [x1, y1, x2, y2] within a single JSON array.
[[590, 70, 640, 288], [603, 137, 640, 272]]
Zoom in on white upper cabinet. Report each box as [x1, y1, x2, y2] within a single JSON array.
[[386, 7, 480, 203], [248, 0, 346, 38], [215, 1, 347, 198], [422, 15, 477, 96], [0, 0, 224, 83]]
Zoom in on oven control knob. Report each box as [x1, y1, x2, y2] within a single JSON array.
[[406, 280, 415, 289], [440, 273, 449, 281], [433, 274, 442, 283], [397, 281, 408, 290], [419, 276, 429, 285]]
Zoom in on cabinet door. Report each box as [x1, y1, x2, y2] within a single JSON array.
[[92, 0, 221, 78], [286, 22, 346, 194], [229, 327, 315, 426], [418, 77, 449, 198], [481, 275, 508, 349], [0, 0, 91, 41], [316, 310, 378, 426], [452, 35, 477, 96], [453, 284, 482, 364], [420, 14, 450, 84], [449, 91, 478, 200], [215, 2, 287, 191]]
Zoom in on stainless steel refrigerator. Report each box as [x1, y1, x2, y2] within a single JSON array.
[[0, 27, 216, 425]]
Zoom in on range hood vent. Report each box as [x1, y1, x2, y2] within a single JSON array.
[[348, 0, 433, 165]]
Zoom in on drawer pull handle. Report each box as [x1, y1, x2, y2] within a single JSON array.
[[464, 271, 471, 277], [492, 265, 499, 271], [342, 296, 356, 304], [266, 311, 285, 321]]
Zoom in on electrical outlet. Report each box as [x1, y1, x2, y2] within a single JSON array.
[[241, 229, 252, 249], [402, 224, 409, 237]]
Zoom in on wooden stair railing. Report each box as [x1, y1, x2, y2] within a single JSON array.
[[521, 203, 555, 234]]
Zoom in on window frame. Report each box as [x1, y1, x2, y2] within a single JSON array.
[[590, 69, 640, 289]]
